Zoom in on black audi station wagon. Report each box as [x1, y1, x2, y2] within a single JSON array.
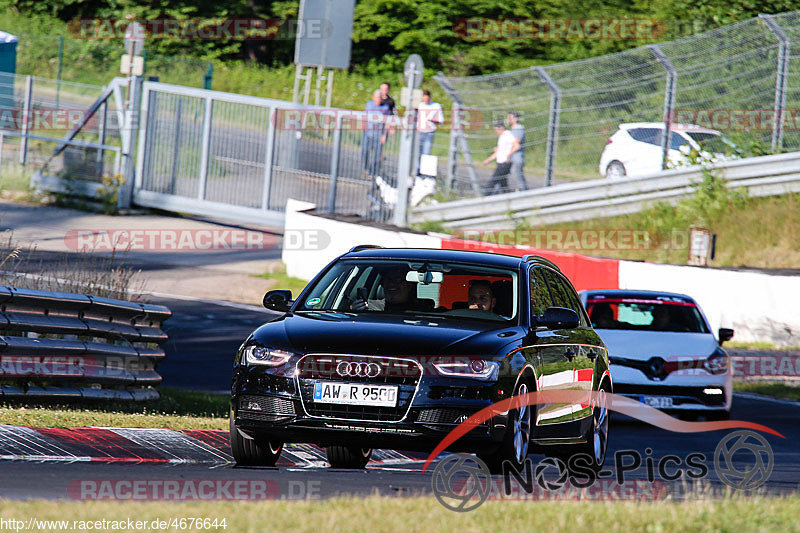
[[230, 247, 611, 472]]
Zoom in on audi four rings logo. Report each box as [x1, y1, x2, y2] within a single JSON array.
[[336, 361, 382, 378]]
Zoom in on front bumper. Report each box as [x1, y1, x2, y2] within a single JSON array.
[[610, 363, 732, 411], [231, 368, 510, 452]]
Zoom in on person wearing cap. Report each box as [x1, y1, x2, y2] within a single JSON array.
[[481, 120, 519, 195]]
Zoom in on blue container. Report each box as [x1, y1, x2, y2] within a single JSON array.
[[0, 32, 17, 112]]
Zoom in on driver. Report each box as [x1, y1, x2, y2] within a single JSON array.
[[468, 280, 496, 312], [351, 267, 426, 312]]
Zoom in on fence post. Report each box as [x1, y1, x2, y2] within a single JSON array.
[[56, 36, 63, 112], [535, 67, 560, 186], [197, 96, 213, 200], [118, 75, 141, 209], [648, 44, 677, 171], [328, 112, 343, 212], [760, 14, 790, 153], [261, 108, 276, 210], [19, 75, 33, 165], [446, 101, 459, 190]]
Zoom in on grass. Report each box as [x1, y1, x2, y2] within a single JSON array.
[[517, 186, 800, 269], [255, 264, 310, 298], [734, 382, 800, 402], [0, 387, 229, 430], [726, 341, 800, 352], [0, 495, 799, 532]]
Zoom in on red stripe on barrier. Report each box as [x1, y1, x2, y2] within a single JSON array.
[[440, 238, 620, 291], [32, 427, 170, 463]]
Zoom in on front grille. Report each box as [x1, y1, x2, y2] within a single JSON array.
[[417, 408, 487, 425], [296, 354, 421, 385], [240, 395, 297, 415], [297, 354, 421, 422], [300, 380, 416, 421], [614, 384, 727, 406]]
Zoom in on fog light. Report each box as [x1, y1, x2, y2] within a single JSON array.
[[703, 388, 723, 395]]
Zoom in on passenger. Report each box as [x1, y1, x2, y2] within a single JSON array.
[[468, 280, 496, 312], [590, 303, 615, 329]]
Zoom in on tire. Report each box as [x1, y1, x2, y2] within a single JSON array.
[[325, 446, 372, 469], [605, 161, 626, 179], [478, 380, 533, 474], [550, 385, 610, 474], [229, 416, 283, 466]]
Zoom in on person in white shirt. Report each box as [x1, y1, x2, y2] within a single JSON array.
[[482, 121, 520, 195], [416, 90, 444, 176]]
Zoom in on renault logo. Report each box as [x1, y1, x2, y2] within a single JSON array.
[[336, 361, 382, 378]]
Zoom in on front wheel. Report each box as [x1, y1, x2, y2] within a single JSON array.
[[478, 380, 533, 474], [229, 416, 283, 466], [325, 446, 372, 469], [605, 161, 626, 179]]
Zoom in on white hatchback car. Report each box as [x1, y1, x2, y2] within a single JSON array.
[[580, 290, 733, 420], [598, 122, 738, 178]]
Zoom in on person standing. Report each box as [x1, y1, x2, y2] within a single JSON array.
[[380, 82, 396, 115], [507, 111, 528, 190], [416, 90, 444, 176], [362, 90, 389, 177], [481, 121, 518, 195]]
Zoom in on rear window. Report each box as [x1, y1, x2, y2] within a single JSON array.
[[586, 297, 709, 333]]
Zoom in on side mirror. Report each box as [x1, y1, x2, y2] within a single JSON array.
[[539, 307, 579, 330], [718, 327, 734, 344], [263, 290, 293, 312]]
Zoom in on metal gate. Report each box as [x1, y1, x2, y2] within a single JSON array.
[[134, 82, 400, 226]]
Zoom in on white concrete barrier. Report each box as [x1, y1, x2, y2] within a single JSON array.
[[618, 261, 800, 346], [282, 199, 442, 282]]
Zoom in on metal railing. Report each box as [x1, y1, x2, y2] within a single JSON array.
[[135, 81, 402, 226], [0, 286, 171, 401], [410, 151, 800, 229], [436, 12, 800, 195]]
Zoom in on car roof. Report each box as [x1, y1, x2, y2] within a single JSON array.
[[580, 289, 697, 304], [342, 247, 528, 269], [617, 122, 720, 135]]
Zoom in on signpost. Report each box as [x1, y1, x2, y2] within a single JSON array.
[[393, 54, 424, 227], [118, 21, 145, 209]]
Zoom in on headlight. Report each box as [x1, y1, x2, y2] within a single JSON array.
[[432, 358, 500, 380], [703, 349, 729, 375], [243, 346, 293, 367]]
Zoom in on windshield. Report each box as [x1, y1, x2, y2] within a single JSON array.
[[297, 260, 518, 323], [685, 131, 734, 154], [586, 297, 709, 333]]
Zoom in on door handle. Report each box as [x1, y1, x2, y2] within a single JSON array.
[[587, 350, 598, 362], [563, 349, 575, 361]]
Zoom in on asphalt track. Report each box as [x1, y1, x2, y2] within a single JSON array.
[[0, 297, 798, 501]]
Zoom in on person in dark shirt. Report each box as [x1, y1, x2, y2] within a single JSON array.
[[380, 83, 396, 115]]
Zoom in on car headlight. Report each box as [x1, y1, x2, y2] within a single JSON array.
[[243, 346, 293, 367], [432, 358, 500, 380], [703, 348, 729, 375]]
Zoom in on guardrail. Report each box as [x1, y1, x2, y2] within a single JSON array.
[[0, 286, 171, 401], [410, 151, 800, 229]]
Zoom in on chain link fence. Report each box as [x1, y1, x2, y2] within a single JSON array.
[[435, 13, 800, 196]]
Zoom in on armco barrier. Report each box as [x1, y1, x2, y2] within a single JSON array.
[[410, 151, 800, 229], [0, 286, 171, 401]]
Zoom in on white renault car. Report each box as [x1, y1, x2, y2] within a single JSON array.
[[580, 290, 733, 420], [598, 122, 739, 178]]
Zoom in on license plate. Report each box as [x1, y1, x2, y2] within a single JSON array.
[[640, 396, 673, 409], [313, 381, 398, 407]]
